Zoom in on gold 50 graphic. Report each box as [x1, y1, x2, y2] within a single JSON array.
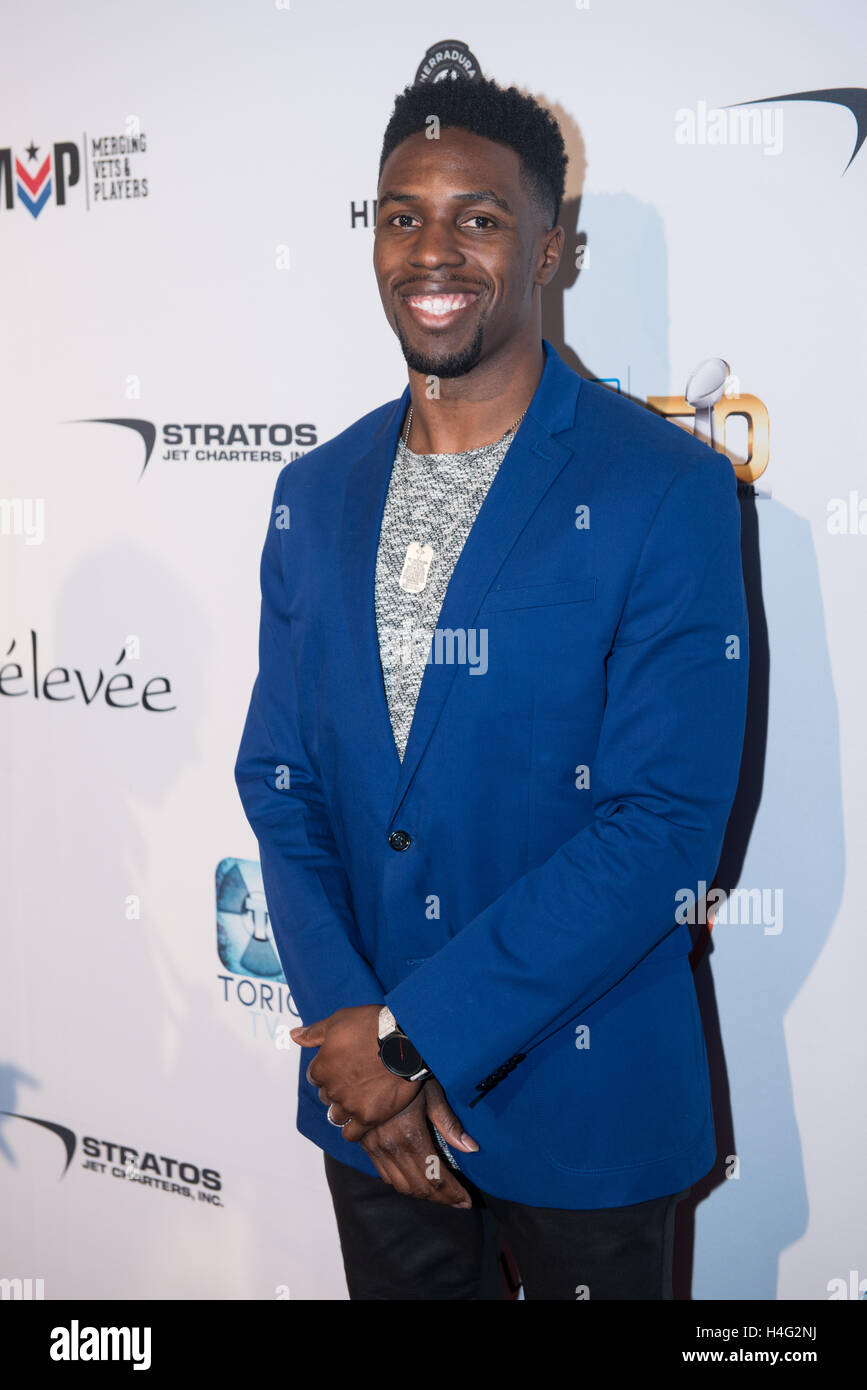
[[648, 370, 769, 484]]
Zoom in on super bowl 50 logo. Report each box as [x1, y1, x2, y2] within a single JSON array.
[[1, 119, 149, 219], [649, 356, 769, 486]]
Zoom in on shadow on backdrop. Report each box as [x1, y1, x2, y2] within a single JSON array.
[[532, 95, 841, 1300]]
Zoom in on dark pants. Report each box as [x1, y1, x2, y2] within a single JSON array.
[[323, 1151, 687, 1301]]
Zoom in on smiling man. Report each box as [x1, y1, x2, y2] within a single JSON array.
[[235, 76, 749, 1300]]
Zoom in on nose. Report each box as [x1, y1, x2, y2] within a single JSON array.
[[408, 216, 464, 269]]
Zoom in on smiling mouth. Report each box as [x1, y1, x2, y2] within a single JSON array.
[[400, 291, 480, 326]]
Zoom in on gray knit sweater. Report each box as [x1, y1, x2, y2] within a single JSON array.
[[374, 428, 516, 760]]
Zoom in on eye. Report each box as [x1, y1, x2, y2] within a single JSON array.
[[387, 213, 420, 228], [462, 215, 496, 229]]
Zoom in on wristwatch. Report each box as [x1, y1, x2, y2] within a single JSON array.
[[377, 1006, 431, 1082]]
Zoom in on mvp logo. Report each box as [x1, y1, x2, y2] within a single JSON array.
[[0, 142, 80, 217]]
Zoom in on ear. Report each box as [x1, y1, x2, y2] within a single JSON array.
[[536, 224, 564, 286]]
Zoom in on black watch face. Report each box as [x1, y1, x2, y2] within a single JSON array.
[[380, 1033, 424, 1079]]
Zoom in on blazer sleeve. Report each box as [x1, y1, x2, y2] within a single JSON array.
[[383, 449, 749, 1105], [234, 470, 386, 1023]]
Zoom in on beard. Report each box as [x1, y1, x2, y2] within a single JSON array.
[[395, 319, 485, 378]]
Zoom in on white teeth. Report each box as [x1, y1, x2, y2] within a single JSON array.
[[408, 293, 475, 315]]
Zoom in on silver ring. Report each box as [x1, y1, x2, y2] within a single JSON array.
[[327, 1104, 352, 1128]]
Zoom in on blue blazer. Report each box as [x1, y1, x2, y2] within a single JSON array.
[[235, 339, 749, 1208]]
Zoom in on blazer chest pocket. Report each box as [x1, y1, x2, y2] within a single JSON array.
[[479, 575, 597, 614]]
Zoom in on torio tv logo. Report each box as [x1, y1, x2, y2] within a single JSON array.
[[216, 857, 285, 981], [216, 857, 299, 1037]]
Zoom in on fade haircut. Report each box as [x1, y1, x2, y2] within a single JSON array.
[[379, 76, 568, 229]]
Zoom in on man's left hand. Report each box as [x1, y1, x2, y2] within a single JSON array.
[[290, 1005, 422, 1142]]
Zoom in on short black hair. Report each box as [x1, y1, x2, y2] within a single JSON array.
[[379, 76, 568, 228]]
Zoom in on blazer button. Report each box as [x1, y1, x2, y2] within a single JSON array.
[[388, 829, 412, 852]]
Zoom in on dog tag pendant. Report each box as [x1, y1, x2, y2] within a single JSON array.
[[399, 541, 434, 593]]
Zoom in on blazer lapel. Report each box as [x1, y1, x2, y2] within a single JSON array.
[[339, 385, 410, 795]]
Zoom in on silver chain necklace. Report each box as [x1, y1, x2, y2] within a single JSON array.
[[401, 402, 527, 452], [395, 403, 526, 595]]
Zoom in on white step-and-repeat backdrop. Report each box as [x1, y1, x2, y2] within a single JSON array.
[[2, 0, 864, 1300]]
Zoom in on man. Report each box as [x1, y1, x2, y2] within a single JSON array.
[[234, 75, 749, 1300]]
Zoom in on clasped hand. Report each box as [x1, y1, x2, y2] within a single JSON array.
[[291, 1004, 478, 1207]]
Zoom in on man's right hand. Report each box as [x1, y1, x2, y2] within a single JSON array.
[[360, 1078, 479, 1208]]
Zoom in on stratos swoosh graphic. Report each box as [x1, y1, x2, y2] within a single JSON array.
[[71, 418, 157, 480], [727, 87, 867, 172], [0, 1111, 77, 1176]]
